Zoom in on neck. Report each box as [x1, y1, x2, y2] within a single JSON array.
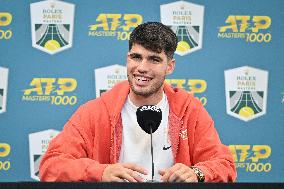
[[129, 89, 164, 107]]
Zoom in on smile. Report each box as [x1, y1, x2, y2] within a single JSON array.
[[134, 74, 152, 84]]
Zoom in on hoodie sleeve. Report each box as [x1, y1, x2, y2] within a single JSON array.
[[39, 104, 108, 182], [191, 103, 237, 182]]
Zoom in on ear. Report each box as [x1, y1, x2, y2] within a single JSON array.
[[166, 59, 176, 75]]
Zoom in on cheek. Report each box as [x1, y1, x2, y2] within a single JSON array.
[[159, 65, 170, 75], [126, 62, 134, 72], [127, 60, 137, 70], [127, 65, 137, 77], [127, 64, 134, 73]]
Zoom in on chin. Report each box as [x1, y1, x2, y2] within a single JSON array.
[[133, 91, 152, 97], [131, 86, 151, 97]]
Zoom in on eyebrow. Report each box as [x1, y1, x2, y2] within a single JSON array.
[[129, 52, 141, 57], [148, 55, 163, 62], [129, 52, 163, 62]]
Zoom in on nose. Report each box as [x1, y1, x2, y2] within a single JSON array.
[[137, 59, 149, 73]]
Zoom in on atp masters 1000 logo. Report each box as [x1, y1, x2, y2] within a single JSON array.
[[218, 15, 271, 43], [229, 145, 272, 173], [88, 13, 143, 41], [30, 0, 75, 54], [166, 79, 207, 106], [0, 12, 13, 40], [161, 1, 204, 56], [225, 66, 268, 121], [0, 143, 11, 172], [22, 78, 77, 106]]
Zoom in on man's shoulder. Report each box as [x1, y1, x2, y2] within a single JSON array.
[[75, 98, 104, 115], [101, 80, 129, 99]]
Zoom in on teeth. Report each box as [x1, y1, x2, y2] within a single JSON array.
[[136, 76, 150, 82]]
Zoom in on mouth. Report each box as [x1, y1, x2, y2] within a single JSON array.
[[133, 74, 152, 86]]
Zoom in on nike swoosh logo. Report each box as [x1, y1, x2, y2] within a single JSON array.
[[163, 145, 171, 150]]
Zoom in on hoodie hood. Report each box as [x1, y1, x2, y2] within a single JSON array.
[[163, 82, 194, 119]]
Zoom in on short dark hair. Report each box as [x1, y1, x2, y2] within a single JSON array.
[[129, 22, 178, 59]]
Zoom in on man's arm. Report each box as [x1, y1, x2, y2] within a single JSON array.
[[39, 104, 148, 182], [191, 105, 237, 182], [40, 126, 148, 182], [39, 118, 108, 181], [159, 102, 236, 183]]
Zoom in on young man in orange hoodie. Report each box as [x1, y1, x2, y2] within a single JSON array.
[[40, 22, 237, 182]]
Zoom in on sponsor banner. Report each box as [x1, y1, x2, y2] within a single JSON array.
[[94, 64, 127, 97], [0, 12, 13, 40], [0, 67, 9, 114], [88, 13, 143, 41], [22, 78, 78, 106], [165, 79, 207, 106], [225, 66, 268, 121], [30, 0, 75, 54], [161, 1, 204, 56], [29, 129, 60, 180], [229, 145, 272, 173], [0, 143, 11, 173], [218, 15, 272, 43]]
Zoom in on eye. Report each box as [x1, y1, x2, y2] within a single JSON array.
[[153, 58, 161, 62], [129, 53, 142, 61], [149, 57, 162, 64]]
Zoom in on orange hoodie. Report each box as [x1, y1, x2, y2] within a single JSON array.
[[39, 81, 237, 182]]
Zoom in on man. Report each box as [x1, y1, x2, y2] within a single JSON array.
[[40, 22, 237, 182]]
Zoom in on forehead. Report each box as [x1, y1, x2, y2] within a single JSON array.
[[129, 43, 167, 58]]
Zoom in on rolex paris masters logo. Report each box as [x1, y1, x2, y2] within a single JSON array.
[[0, 67, 9, 114], [225, 66, 269, 122], [94, 64, 127, 98], [30, 0, 75, 55], [160, 1, 204, 56], [29, 129, 60, 180]]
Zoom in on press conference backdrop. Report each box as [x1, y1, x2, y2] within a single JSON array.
[[0, 0, 283, 182]]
